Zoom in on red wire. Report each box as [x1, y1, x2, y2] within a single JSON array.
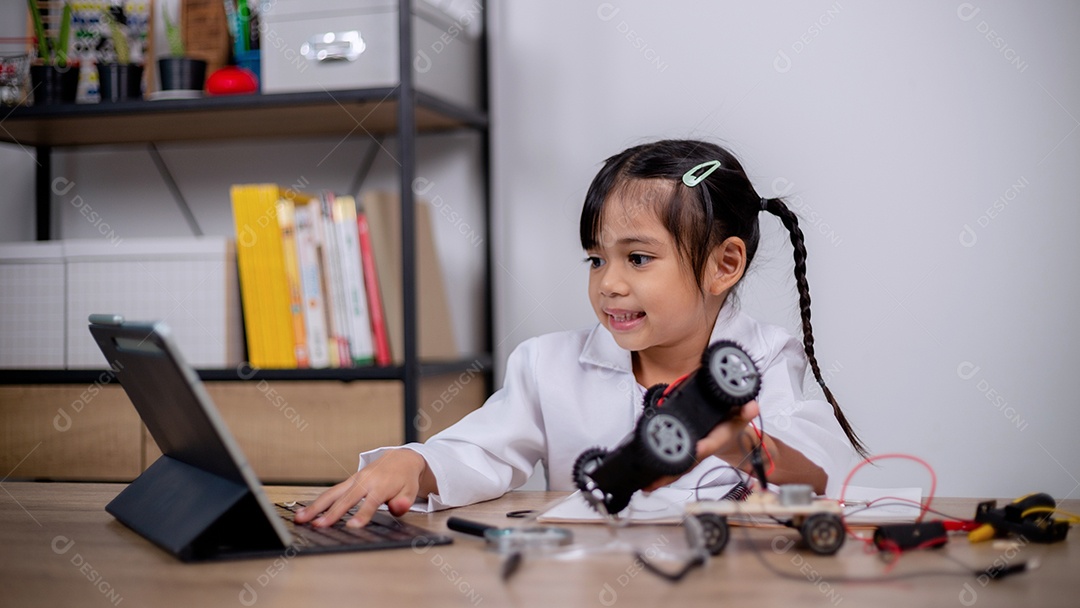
[[839, 453, 938, 524], [837, 453, 947, 571], [659, 372, 693, 400], [748, 421, 775, 476]]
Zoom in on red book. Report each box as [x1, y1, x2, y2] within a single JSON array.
[[357, 208, 392, 366]]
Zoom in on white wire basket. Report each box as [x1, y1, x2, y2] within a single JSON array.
[[0, 51, 31, 106]]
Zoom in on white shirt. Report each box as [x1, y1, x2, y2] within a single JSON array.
[[359, 304, 862, 509]]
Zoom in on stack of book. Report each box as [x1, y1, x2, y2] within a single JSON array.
[[231, 184, 393, 369], [230, 185, 458, 369]]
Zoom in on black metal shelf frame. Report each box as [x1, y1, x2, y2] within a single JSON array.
[[0, 356, 493, 385], [0, 0, 493, 444]]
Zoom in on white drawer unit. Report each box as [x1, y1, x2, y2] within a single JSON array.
[[0, 242, 65, 369], [260, 0, 482, 109], [64, 237, 243, 369]]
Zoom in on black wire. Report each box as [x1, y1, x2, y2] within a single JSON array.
[[634, 551, 706, 583], [740, 411, 770, 488], [746, 539, 976, 584], [740, 432, 768, 488], [691, 464, 752, 502]]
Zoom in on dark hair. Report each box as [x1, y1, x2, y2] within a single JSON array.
[[580, 139, 867, 457]]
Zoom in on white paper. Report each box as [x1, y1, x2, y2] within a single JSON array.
[[537, 485, 740, 524], [841, 485, 924, 524]]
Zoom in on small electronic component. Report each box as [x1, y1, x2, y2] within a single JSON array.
[[779, 484, 813, 506], [873, 522, 949, 552]]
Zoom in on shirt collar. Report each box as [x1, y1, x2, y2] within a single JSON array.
[[579, 323, 632, 373]]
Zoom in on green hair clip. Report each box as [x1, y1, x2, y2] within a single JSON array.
[[682, 160, 722, 187]]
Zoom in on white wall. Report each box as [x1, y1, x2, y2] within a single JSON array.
[[0, 1, 37, 243], [489, 0, 1080, 498], [3, 1, 1077, 498]]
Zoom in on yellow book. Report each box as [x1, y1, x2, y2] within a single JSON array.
[[276, 199, 309, 368], [257, 186, 297, 368], [230, 185, 265, 367], [233, 184, 277, 367], [230, 184, 297, 369]]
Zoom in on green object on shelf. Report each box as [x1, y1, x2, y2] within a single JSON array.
[[106, 11, 130, 65], [237, 0, 250, 53], [26, 0, 73, 67], [164, 7, 185, 57]]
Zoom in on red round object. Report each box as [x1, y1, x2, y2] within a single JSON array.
[[205, 66, 259, 95]]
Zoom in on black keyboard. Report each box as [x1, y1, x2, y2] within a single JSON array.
[[274, 502, 452, 554]]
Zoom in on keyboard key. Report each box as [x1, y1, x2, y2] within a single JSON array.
[[290, 529, 340, 547], [273, 501, 447, 553]]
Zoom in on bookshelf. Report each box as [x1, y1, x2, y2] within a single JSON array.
[[0, 1, 492, 453]]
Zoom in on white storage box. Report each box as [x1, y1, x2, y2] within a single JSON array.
[[64, 237, 243, 369], [0, 242, 66, 369], [260, 0, 481, 109]]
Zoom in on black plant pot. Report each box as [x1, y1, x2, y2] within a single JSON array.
[[97, 63, 144, 102], [29, 65, 79, 105], [157, 57, 207, 91]]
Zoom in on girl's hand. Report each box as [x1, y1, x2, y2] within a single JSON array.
[[642, 400, 760, 492], [695, 399, 760, 462], [293, 448, 433, 529]]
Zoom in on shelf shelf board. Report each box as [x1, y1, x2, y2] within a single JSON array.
[[420, 355, 493, 377], [0, 355, 492, 385], [0, 88, 487, 148]]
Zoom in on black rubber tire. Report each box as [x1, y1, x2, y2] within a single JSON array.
[[605, 491, 633, 516], [694, 513, 730, 555], [643, 383, 668, 407], [700, 340, 761, 406], [801, 513, 845, 555], [641, 383, 669, 419], [635, 409, 697, 476], [572, 447, 609, 493]]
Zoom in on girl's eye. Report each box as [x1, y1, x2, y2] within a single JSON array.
[[585, 256, 605, 269], [628, 253, 652, 267]]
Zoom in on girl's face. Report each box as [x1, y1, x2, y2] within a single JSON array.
[[585, 187, 720, 365]]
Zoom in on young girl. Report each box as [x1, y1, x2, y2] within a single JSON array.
[[297, 139, 866, 529]]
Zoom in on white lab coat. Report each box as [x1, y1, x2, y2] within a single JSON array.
[[359, 304, 862, 509]]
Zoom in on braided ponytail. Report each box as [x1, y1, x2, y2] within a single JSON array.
[[762, 197, 868, 457]]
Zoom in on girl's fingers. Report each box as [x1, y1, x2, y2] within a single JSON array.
[[303, 476, 369, 527], [645, 402, 765, 491], [298, 449, 429, 528], [741, 400, 761, 422], [315, 480, 372, 527], [385, 494, 413, 517], [293, 480, 349, 523], [346, 478, 420, 528], [346, 487, 388, 528], [696, 401, 761, 458]]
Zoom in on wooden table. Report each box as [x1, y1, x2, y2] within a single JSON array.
[[1, 483, 1077, 606]]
